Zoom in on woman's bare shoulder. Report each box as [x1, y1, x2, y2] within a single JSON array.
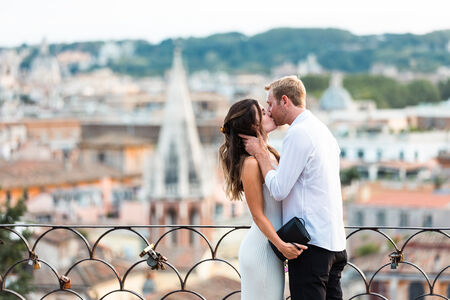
[[242, 156, 262, 180]]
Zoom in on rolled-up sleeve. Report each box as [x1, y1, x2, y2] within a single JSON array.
[[264, 127, 313, 201]]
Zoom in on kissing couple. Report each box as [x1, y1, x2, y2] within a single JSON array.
[[219, 76, 347, 300]]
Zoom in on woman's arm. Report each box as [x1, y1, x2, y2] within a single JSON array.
[[241, 157, 306, 260]]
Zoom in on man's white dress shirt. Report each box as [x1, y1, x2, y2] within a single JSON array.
[[265, 110, 346, 251]]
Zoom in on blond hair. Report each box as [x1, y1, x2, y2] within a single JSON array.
[[265, 75, 306, 108]]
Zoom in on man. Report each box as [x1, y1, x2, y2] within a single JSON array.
[[240, 76, 347, 300]]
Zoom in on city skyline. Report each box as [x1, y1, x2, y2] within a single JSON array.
[[1, 0, 450, 47]]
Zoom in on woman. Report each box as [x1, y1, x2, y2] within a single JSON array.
[[219, 99, 295, 299]]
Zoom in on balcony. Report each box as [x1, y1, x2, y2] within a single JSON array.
[[0, 224, 449, 299]]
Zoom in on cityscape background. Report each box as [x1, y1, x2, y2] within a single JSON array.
[[0, 1, 449, 299]]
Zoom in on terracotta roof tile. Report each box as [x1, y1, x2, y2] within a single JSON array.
[[79, 133, 153, 148], [357, 189, 450, 208], [0, 160, 123, 189]]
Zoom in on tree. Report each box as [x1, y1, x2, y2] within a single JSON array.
[[301, 75, 330, 98], [343, 75, 443, 108], [0, 196, 34, 299], [406, 79, 441, 105], [343, 74, 408, 108], [340, 167, 360, 186], [438, 79, 450, 100]]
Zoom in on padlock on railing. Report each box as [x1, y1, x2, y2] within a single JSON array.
[[28, 251, 41, 270], [60, 275, 71, 289], [389, 251, 404, 269], [140, 243, 167, 270], [139, 244, 155, 257]]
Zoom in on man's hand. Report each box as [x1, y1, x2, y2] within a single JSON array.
[[239, 132, 266, 157], [239, 132, 274, 178], [278, 242, 308, 260]]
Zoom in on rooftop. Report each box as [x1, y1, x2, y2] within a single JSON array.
[[0, 160, 126, 189], [356, 187, 450, 208], [79, 133, 153, 148]]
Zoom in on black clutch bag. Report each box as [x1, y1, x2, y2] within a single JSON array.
[[269, 217, 311, 261]]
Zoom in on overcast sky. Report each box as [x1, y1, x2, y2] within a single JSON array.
[[1, 0, 449, 47]]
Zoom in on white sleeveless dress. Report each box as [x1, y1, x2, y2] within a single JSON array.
[[239, 184, 285, 300]]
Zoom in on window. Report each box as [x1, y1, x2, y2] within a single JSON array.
[[63, 149, 70, 159], [189, 209, 200, 246], [376, 210, 386, 226], [376, 149, 383, 161], [165, 142, 178, 189], [356, 211, 364, 226], [215, 203, 224, 218], [357, 149, 365, 160], [37, 215, 52, 223], [399, 151, 405, 161], [408, 282, 425, 300], [150, 208, 156, 224], [98, 152, 106, 163], [423, 215, 433, 227], [400, 212, 408, 227], [166, 209, 178, 245]]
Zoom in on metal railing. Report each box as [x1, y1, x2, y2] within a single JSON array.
[[0, 224, 449, 300]]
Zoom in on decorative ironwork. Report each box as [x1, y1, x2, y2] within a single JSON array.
[[0, 224, 449, 299]]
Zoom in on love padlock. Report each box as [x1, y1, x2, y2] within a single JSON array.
[[140, 244, 167, 270], [33, 260, 41, 270], [139, 244, 155, 257], [389, 251, 404, 269], [60, 275, 71, 289], [29, 251, 41, 270]]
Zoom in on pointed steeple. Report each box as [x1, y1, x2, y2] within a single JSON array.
[[148, 49, 205, 199], [39, 37, 49, 56]]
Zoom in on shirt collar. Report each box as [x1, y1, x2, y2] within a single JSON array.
[[290, 109, 310, 127]]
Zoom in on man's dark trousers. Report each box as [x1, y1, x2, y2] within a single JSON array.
[[288, 244, 347, 300]]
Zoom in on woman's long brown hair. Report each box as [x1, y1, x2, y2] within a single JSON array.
[[219, 99, 280, 201]]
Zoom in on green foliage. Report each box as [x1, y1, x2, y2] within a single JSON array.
[[19, 47, 39, 70], [301, 75, 330, 98], [25, 28, 450, 76], [438, 79, 450, 100], [340, 167, 360, 186], [355, 242, 380, 257], [405, 79, 441, 105], [343, 74, 441, 108], [343, 74, 407, 108], [433, 176, 446, 190], [0, 198, 33, 299], [386, 235, 402, 251]]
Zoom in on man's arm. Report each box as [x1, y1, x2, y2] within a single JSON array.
[[265, 128, 313, 200], [242, 128, 313, 201], [238, 133, 275, 178]]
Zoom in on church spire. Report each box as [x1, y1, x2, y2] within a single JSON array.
[[148, 49, 205, 199]]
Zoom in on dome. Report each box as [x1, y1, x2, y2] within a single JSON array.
[[320, 73, 353, 111], [29, 38, 61, 85]]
